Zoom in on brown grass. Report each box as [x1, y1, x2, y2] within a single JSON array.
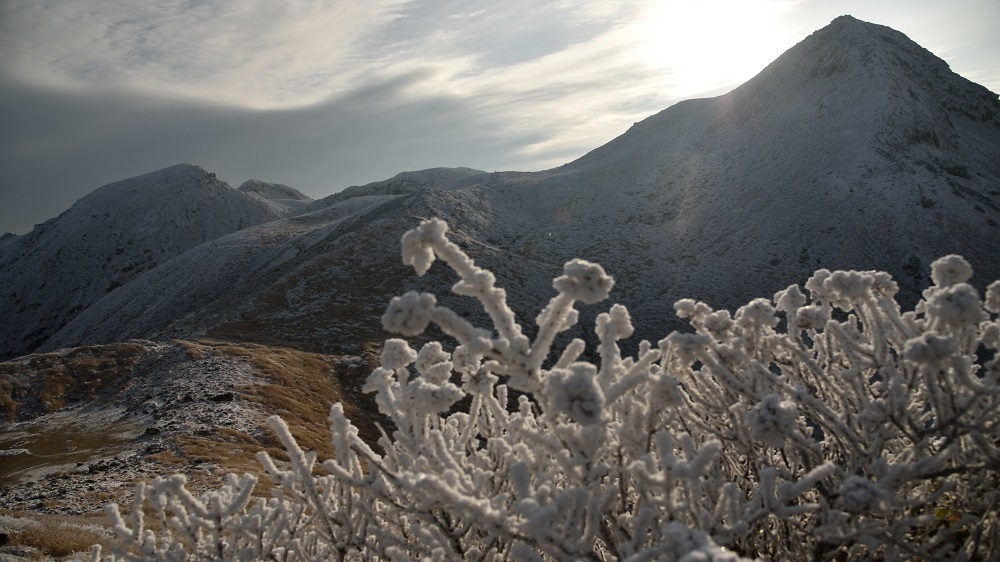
[[3, 338, 387, 516], [0, 378, 23, 422], [160, 339, 387, 496], [0, 343, 149, 421], [1, 511, 117, 558], [173, 339, 386, 455], [141, 339, 355, 495], [176, 339, 207, 361], [173, 340, 338, 456], [0, 416, 144, 487]]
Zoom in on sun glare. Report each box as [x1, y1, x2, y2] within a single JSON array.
[[640, 0, 798, 96]]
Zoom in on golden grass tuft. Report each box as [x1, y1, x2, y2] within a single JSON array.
[[1, 511, 117, 558], [176, 339, 208, 361]]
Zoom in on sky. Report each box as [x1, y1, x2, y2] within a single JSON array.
[[1, 0, 998, 235]]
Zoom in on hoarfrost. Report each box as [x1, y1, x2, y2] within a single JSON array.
[[97, 219, 1000, 562]]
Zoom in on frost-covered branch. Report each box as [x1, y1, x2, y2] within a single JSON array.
[[99, 219, 999, 561]]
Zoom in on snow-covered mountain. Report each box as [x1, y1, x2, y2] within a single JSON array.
[[0, 164, 285, 360], [39, 168, 487, 354], [461, 14, 1000, 330], [9, 15, 1000, 358]]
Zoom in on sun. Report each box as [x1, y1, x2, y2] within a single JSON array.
[[639, 0, 798, 95]]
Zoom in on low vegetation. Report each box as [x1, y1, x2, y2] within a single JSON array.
[[175, 339, 383, 456], [92, 219, 999, 561], [0, 512, 117, 559], [0, 337, 386, 558]]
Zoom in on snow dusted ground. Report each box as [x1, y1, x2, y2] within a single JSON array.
[[0, 339, 381, 516], [42, 193, 407, 351], [0, 341, 268, 514], [288, 167, 486, 217], [238, 179, 314, 211]]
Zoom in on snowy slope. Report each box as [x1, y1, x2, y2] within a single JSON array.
[[0, 164, 284, 360], [12, 16, 1000, 357], [41, 169, 484, 352], [292, 167, 486, 216], [254, 14, 996, 350], [238, 179, 314, 211], [557, 14, 1000, 316], [316, 15, 997, 345], [439, 14, 1000, 337]]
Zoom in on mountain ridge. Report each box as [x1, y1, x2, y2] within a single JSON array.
[[238, 179, 314, 211], [6, 15, 1000, 356], [0, 164, 286, 360]]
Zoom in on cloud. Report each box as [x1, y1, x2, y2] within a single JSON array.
[[0, 1, 687, 113], [0, 70, 555, 235], [0, 0, 407, 108]]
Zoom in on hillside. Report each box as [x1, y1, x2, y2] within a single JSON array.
[[482, 14, 1000, 320], [0, 339, 384, 515], [0, 164, 285, 360], [39, 168, 487, 353], [238, 179, 314, 211]]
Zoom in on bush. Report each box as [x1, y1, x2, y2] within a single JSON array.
[[95, 219, 999, 561]]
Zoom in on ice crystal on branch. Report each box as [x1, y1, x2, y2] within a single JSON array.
[[552, 258, 615, 304], [545, 363, 605, 426], [381, 291, 437, 336], [746, 394, 798, 448], [98, 218, 1000, 561]]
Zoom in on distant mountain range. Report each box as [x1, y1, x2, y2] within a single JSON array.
[[4, 15, 996, 363]]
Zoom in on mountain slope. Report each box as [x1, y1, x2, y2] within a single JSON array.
[[305, 15, 998, 342], [464, 14, 1000, 325], [41, 168, 487, 353], [14, 16, 1000, 357], [292, 167, 486, 216], [0, 164, 284, 360], [238, 179, 314, 211]]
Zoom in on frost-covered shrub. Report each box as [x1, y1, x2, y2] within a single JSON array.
[[95, 219, 999, 561]]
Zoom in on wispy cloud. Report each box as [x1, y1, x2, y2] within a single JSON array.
[[347, 0, 804, 162], [0, 0, 407, 107], [0, 1, 766, 108]]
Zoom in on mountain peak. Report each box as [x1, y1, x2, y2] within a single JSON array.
[[87, 164, 225, 199], [788, 14, 958, 83], [148, 162, 216, 180], [712, 13, 999, 149], [826, 14, 879, 30], [163, 162, 209, 173], [0, 166, 286, 360]]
